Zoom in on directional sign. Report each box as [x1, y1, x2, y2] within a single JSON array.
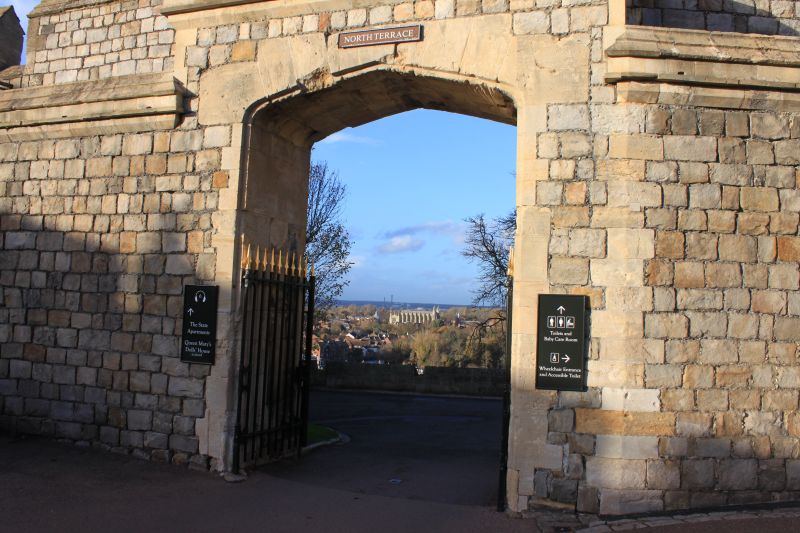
[[536, 294, 588, 391], [181, 285, 219, 365]]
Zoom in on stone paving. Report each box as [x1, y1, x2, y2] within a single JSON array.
[[525, 504, 800, 532]]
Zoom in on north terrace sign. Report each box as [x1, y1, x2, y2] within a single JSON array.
[[338, 25, 423, 48]]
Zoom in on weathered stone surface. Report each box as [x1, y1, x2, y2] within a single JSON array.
[[586, 458, 646, 489]]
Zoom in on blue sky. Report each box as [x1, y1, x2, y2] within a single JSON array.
[[9, 0, 36, 61], [314, 110, 516, 305]]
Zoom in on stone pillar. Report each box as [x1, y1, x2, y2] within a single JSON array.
[[0, 6, 23, 71]]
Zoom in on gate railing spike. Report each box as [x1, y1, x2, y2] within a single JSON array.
[[277, 249, 283, 274], [240, 235, 245, 269], [284, 251, 290, 275], [302, 256, 308, 278], [291, 252, 297, 276], [244, 243, 252, 270], [270, 248, 275, 273]]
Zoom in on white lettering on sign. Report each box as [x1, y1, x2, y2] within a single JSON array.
[[338, 25, 422, 48]]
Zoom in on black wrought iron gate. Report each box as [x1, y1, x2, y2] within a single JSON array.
[[233, 246, 315, 473]]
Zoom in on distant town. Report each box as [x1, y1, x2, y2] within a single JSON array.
[[313, 301, 506, 370]]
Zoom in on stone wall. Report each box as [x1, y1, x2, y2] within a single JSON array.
[[1, 0, 800, 518], [311, 364, 507, 397], [21, 0, 174, 87], [626, 0, 800, 34], [0, 92, 223, 469], [536, 98, 800, 514]]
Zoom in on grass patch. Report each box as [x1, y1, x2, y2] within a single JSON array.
[[306, 424, 338, 445]]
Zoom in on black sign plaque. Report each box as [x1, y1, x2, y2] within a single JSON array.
[[536, 294, 587, 391], [180, 285, 219, 365]]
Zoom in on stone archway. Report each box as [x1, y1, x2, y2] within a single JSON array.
[[177, 12, 588, 510]]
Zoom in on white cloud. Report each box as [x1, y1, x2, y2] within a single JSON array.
[[384, 220, 463, 238], [318, 129, 381, 146], [377, 235, 424, 254], [349, 255, 367, 268], [382, 220, 467, 248]]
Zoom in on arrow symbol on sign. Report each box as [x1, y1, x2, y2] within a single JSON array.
[[557, 306, 566, 314], [562, 354, 570, 363], [187, 308, 194, 316]]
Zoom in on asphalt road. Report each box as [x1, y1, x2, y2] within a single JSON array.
[[264, 389, 506, 506]]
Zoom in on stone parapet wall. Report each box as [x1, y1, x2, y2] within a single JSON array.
[[21, 0, 174, 87], [627, 0, 800, 35]]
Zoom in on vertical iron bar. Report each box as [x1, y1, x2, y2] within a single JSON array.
[[243, 268, 260, 466], [270, 266, 288, 457], [280, 268, 297, 456], [248, 270, 264, 464], [497, 275, 513, 512], [265, 268, 279, 457], [300, 275, 315, 449], [256, 265, 273, 462], [233, 268, 252, 474], [289, 272, 303, 452]]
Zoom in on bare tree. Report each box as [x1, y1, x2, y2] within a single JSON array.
[[461, 210, 515, 306], [461, 210, 515, 368], [306, 162, 353, 310]]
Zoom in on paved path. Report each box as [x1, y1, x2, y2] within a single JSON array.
[[0, 434, 530, 533], [264, 389, 505, 506], [2, 389, 800, 532]]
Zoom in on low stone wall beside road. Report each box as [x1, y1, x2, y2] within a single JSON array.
[[312, 364, 506, 398]]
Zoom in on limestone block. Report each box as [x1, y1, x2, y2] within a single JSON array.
[[596, 159, 646, 181], [664, 136, 717, 162], [605, 288, 654, 312], [607, 228, 655, 260], [591, 310, 643, 339], [592, 207, 645, 229], [517, 34, 588, 104], [549, 105, 589, 131], [512, 11, 549, 35], [549, 256, 588, 285], [644, 313, 688, 338], [774, 317, 800, 341], [682, 459, 715, 489], [595, 435, 659, 460], [586, 457, 646, 489], [646, 460, 681, 490], [587, 360, 644, 391], [751, 114, 790, 140], [608, 134, 663, 160], [777, 236, 800, 262], [645, 364, 682, 388], [399, 15, 515, 86], [744, 411, 783, 437], [568, 228, 606, 258], [199, 34, 326, 126], [718, 459, 758, 490], [741, 187, 779, 212], [435, 0, 455, 19], [592, 104, 646, 135], [606, 181, 661, 208]]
